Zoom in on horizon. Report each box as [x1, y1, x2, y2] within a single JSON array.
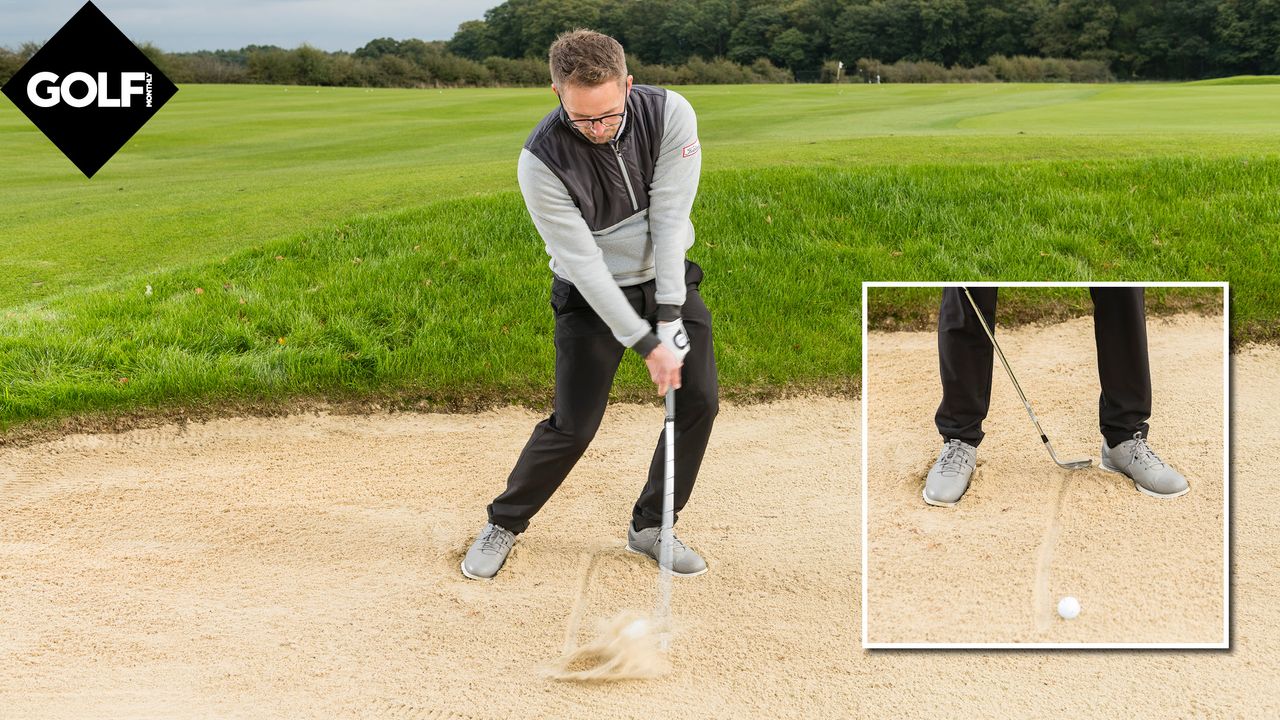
[[0, 0, 498, 54]]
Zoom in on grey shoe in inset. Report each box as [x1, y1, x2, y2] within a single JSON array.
[[1101, 432, 1190, 499], [626, 522, 708, 577], [461, 522, 516, 580], [924, 439, 977, 507]]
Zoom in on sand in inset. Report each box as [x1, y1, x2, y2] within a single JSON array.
[[865, 313, 1226, 644]]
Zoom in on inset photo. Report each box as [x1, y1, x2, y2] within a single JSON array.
[[861, 282, 1228, 648]]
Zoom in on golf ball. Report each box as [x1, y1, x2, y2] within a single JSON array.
[[623, 619, 649, 639], [1057, 596, 1081, 620]]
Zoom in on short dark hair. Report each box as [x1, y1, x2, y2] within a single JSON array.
[[548, 29, 627, 88]]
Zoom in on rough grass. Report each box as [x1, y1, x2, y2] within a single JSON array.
[[2, 156, 1274, 432]]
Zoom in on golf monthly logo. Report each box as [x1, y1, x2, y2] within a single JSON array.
[[26, 71, 155, 108], [1, 1, 178, 178]]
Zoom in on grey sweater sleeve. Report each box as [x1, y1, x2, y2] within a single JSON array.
[[649, 89, 702, 318], [517, 148, 657, 353]]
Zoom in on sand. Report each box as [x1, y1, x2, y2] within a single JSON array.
[[866, 313, 1227, 645], [1, 398, 858, 718], [3, 318, 1279, 717]]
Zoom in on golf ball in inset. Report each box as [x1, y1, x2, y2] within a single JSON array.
[[623, 619, 649, 639], [1057, 596, 1081, 620]]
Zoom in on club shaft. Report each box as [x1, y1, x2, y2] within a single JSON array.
[[658, 390, 675, 651], [961, 287, 1083, 468]]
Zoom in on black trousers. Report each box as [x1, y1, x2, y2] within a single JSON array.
[[935, 287, 1151, 449], [487, 261, 719, 534]]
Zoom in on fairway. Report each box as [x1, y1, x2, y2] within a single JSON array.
[[2, 82, 1278, 431], [3, 83, 1277, 311]]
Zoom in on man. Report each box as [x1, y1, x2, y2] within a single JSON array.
[[924, 287, 1189, 507], [461, 29, 717, 579]]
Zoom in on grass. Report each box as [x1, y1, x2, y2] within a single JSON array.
[[1182, 75, 1280, 85], [1, 81, 1277, 432], [866, 287, 1225, 334], [4, 82, 1277, 308]]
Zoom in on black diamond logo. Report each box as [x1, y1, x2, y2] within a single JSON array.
[[1, 1, 179, 179]]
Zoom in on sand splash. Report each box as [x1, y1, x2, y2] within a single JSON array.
[[544, 610, 672, 682]]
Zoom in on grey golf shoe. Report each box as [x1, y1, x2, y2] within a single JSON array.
[[461, 522, 516, 580], [625, 522, 708, 577], [924, 439, 977, 507], [1101, 431, 1190, 499]]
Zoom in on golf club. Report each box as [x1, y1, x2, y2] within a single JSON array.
[[656, 389, 676, 651], [962, 287, 1092, 470]]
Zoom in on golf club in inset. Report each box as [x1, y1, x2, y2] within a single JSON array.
[[961, 287, 1092, 470]]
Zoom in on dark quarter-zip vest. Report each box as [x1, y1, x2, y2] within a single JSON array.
[[523, 84, 668, 233]]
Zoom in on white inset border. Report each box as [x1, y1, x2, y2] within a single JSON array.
[[860, 281, 1230, 650]]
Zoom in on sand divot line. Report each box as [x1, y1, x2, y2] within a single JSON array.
[[561, 549, 599, 656], [1032, 475, 1071, 633], [544, 545, 670, 682]]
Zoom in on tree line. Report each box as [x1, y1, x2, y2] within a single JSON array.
[[0, 39, 793, 89], [2, 0, 1275, 88], [450, 0, 1280, 80]]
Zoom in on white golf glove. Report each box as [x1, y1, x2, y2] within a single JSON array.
[[657, 319, 691, 362]]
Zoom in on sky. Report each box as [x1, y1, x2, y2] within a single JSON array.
[[0, 0, 500, 53]]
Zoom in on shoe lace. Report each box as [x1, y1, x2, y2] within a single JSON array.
[[658, 531, 687, 553], [938, 440, 970, 472], [1128, 432, 1165, 471], [480, 525, 512, 552]]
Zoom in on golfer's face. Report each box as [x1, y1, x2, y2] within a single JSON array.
[[557, 77, 632, 144]]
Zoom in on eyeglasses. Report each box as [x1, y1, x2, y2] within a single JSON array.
[[560, 89, 629, 133], [564, 111, 626, 131]]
